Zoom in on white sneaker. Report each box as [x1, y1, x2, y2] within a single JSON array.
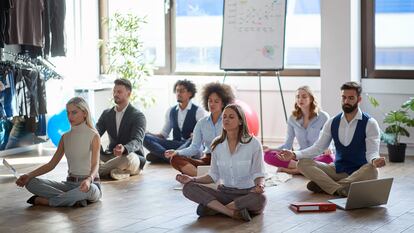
[[110, 169, 131, 180]]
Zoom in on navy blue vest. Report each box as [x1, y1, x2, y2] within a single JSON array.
[[169, 104, 198, 141], [331, 112, 370, 174]]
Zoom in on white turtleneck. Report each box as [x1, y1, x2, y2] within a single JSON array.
[[63, 122, 97, 176]]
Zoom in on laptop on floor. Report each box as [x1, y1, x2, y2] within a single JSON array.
[[328, 178, 393, 210], [3, 159, 20, 178]]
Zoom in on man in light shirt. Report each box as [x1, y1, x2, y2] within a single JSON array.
[[279, 82, 386, 196], [144, 79, 206, 163], [96, 79, 147, 180]]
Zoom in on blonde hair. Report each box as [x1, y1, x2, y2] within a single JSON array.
[[66, 97, 96, 131], [292, 86, 319, 120], [211, 104, 252, 151]]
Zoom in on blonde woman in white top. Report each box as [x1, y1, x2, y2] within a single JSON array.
[[176, 104, 266, 222], [16, 97, 102, 207]]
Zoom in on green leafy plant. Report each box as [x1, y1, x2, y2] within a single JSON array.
[[368, 96, 414, 145], [102, 12, 155, 108]]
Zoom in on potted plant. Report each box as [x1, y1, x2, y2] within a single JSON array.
[[368, 96, 414, 162], [101, 12, 155, 108]]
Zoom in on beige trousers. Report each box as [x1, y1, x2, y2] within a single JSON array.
[[297, 158, 378, 194], [99, 152, 140, 177]]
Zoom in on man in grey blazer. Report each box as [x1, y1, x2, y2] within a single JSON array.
[[96, 79, 147, 180]]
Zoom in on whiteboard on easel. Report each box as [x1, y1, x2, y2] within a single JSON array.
[[220, 0, 287, 71]]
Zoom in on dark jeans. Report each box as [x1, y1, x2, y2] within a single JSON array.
[[143, 133, 190, 162]]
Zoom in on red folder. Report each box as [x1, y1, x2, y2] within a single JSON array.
[[290, 202, 336, 212]]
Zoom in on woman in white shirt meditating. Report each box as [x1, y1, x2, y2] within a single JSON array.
[[16, 97, 102, 207], [176, 104, 266, 222]]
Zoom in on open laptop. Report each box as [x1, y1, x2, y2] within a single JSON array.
[[3, 159, 20, 178], [328, 178, 393, 210]]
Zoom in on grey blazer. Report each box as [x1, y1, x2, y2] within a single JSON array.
[[96, 104, 146, 156]]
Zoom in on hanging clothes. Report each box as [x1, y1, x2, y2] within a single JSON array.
[[6, 0, 44, 47], [0, 0, 11, 48], [43, 0, 66, 57], [0, 55, 56, 143]]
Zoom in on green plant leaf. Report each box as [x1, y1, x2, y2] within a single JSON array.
[[105, 12, 155, 108], [385, 125, 409, 137], [402, 97, 414, 112], [383, 110, 409, 125], [367, 95, 380, 108]]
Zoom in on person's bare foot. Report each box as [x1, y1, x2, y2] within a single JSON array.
[[277, 167, 302, 175]]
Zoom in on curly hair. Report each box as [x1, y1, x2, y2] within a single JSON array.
[[173, 79, 197, 99], [201, 82, 235, 111], [292, 86, 319, 120]]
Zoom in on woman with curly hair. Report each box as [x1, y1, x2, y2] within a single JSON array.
[[165, 82, 235, 176], [263, 86, 334, 174]]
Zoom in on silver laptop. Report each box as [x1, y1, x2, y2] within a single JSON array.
[[3, 159, 20, 178], [328, 178, 393, 210]]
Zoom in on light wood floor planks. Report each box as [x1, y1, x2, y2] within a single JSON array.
[[1, 149, 414, 233]]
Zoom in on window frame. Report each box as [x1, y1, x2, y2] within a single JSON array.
[[100, 0, 320, 77], [361, 0, 414, 79]]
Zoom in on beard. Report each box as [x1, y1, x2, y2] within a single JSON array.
[[342, 103, 358, 113]]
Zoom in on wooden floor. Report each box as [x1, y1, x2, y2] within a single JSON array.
[[1, 149, 414, 233]]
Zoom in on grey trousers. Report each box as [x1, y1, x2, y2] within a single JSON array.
[[26, 177, 102, 207], [99, 152, 140, 178], [183, 182, 267, 215], [297, 158, 379, 194]]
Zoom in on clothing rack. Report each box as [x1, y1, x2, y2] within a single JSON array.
[[0, 51, 62, 80]]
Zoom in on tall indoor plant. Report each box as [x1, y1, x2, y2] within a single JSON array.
[[103, 12, 155, 108], [369, 96, 414, 162]]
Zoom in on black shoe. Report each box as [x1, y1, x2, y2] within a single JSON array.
[[26, 195, 38, 205], [146, 152, 164, 163], [306, 181, 325, 193], [196, 204, 219, 217], [74, 200, 88, 207], [138, 155, 147, 170]]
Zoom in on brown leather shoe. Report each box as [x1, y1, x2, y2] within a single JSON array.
[[306, 181, 325, 193], [232, 208, 252, 222]]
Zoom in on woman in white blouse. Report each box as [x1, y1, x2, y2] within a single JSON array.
[[176, 104, 266, 222], [16, 97, 102, 207]]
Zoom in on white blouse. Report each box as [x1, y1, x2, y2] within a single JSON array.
[[208, 137, 265, 189]]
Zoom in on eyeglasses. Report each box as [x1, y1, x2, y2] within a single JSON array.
[[175, 88, 188, 93]]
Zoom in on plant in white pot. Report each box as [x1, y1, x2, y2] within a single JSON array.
[[369, 96, 414, 162]]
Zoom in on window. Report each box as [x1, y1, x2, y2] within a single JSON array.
[[105, 0, 321, 75], [107, 0, 166, 69], [362, 0, 414, 79]]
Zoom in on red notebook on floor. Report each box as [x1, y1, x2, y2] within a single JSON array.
[[290, 202, 336, 212]]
